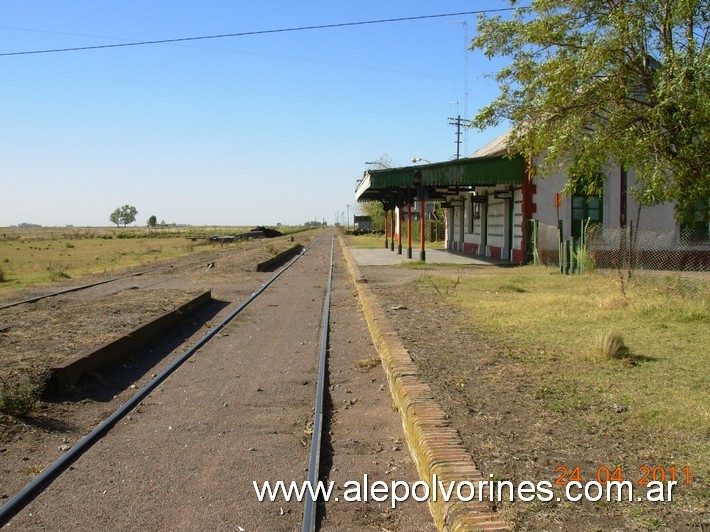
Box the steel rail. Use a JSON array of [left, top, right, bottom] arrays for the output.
[[0, 234, 323, 527], [0, 268, 159, 311], [302, 232, 335, 532], [0, 234, 308, 311]]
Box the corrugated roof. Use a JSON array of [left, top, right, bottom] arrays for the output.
[[355, 154, 524, 202], [468, 129, 513, 158]]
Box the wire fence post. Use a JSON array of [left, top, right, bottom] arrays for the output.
[[627, 221, 633, 279], [531, 219, 540, 265]]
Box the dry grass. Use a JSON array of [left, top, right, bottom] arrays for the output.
[[341, 233, 387, 249], [590, 329, 630, 361], [364, 262, 708, 528], [0, 226, 259, 295], [353, 355, 381, 370], [422, 265, 709, 491], [0, 373, 40, 416], [341, 232, 446, 250]]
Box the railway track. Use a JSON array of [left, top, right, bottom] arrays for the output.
[[0, 235, 297, 311], [0, 268, 158, 311], [0, 234, 312, 392], [1, 232, 335, 529]]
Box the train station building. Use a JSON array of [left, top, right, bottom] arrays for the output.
[[356, 129, 700, 265], [355, 130, 531, 263]]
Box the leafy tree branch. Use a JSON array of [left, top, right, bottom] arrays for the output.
[[471, 0, 708, 222]]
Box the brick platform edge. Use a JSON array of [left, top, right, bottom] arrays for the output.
[[339, 239, 508, 531]]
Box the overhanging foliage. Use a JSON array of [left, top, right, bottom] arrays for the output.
[[472, 0, 709, 222]]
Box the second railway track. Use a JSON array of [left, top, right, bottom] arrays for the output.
[[0, 233, 302, 311]]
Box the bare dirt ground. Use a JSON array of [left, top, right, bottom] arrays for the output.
[[0, 236, 288, 503], [0, 233, 434, 530], [0, 235, 313, 383], [364, 264, 706, 531], [321, 241, 434, 531]]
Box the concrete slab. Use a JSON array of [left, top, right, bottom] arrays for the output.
[[349, 247, 508, 266]]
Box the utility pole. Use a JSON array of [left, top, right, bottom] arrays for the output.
[[346, 204, 351, 230], [448, 115, 471, 159]]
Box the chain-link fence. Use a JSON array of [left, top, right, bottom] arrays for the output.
[[586, 224, 709, 273], [530, 220, 710, 273], [531, 221, 563, 267]]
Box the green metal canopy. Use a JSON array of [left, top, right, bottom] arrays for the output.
[[356, 155, 525, 203]]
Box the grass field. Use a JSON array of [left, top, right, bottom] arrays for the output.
[[419, 264, 709, 510], [343, 232, 446, 249], [0, 226, 297, 295]]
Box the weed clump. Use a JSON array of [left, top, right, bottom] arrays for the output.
[[0, 374, 40, 416], [575, 247, 596, 272], [590, 330, 630, 361], [49, 270, 71, 281], [498, 282, 527, 293], [353, 355, 380, 370]]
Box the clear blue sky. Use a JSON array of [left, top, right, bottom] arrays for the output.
[[1, 1, 515, 227]]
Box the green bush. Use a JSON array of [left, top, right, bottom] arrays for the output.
[[0, 375, 40, 416], [575, 247, 596, 272], [49, 270, 71, 281]]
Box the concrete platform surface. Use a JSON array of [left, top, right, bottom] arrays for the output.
[[349, 247, 507, 266]]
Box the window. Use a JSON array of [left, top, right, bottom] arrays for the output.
[[571, 194, 603, 238], [467, 196, 475, 234], [680, 199, 709, 242]]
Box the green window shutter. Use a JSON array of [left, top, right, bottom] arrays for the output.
[[572, 194, 603, 238]]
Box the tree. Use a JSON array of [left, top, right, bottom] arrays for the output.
[[119, 205, 138, 227], [360, 201, 384, 231], [147, 215, 157, 227], [109, 208, 121, 228], [109, 205, 138, 227], [471, 0, 709, 222]]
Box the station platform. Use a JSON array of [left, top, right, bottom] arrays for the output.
[[349, 247, 509, 266]]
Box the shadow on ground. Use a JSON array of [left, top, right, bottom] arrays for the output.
[[44, 299, 231, 403]]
